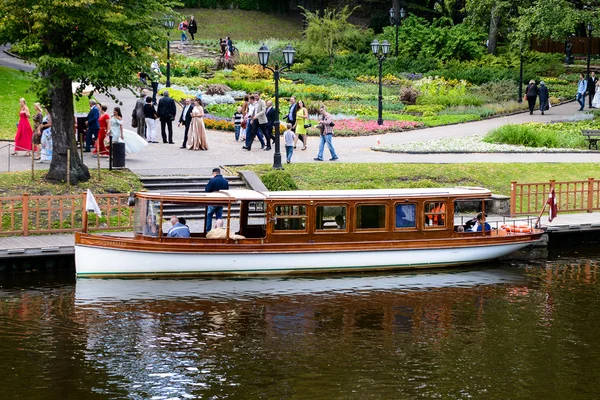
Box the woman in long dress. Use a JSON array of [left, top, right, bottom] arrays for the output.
[[111, 107, 147, 154], [13, 98, 33, 156], [186, 98, 209, 150], [593, 82, 600, 108]]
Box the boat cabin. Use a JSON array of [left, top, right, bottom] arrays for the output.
[[132, 187, 496, 244]]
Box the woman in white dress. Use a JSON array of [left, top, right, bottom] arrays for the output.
[[186, 98, 209, 150], [592, 82, 600, 108], [111, 107, 147, 154]]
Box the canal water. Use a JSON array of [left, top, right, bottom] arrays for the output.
[[1, 254, 600, 399]]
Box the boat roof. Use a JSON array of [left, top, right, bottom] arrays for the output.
[[136, 187, 491, 202]]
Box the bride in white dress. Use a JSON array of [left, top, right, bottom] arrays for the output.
[[593, 82, 600, 108]]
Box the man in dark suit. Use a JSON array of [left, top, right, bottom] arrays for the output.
[[157, 90, 177, 144], [84, 100, 100, 152], [589, 71, 598, 108], [265, 100, 276, 148], [178, 97, 193, 148], [286, 96, 297, 132]]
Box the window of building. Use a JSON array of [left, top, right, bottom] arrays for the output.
[[315, 205, 347, 231], [395, 203, 416, 229], [356, 204, 387, 230], [424, 202, 446, 227], [274, 205, 307, 231]]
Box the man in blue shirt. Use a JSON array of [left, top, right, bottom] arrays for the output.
[[85, 100, 100, 152], [205, 168, 229, 232], [167, 216, 190, 238], [577, 73, 588, 111], [287, 96, 297, 132]]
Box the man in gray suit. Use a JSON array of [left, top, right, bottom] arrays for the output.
[[133, 89, 147, 138], [251, 92, 268, 150]]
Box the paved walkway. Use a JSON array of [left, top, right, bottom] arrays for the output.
[[1, 49, 599, 176]]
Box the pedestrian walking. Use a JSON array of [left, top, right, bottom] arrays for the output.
[[314, 105, 338, 162], [188, 16, 197, 40], [186, 97, 208, 150], [577, 73, 587, 111], [233, 106, 243, 141], [38, 108, 52, 163], [93, 104, 110, 157], [283, 123, 295, 164], [32, 103, 43, 160], [178, 19, 188, 42], [13, 98, 33, 156], [588, 71, 598, 108], [149, 59, 162, 105], [265, 100, 276, 147], [293, 100, 308, 150], [538, 81, 550, 115], [524, 80, 538, 115]]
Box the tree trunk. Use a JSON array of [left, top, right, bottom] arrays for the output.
[[487, 6, 500, 55], [45, 74, 90, 184]]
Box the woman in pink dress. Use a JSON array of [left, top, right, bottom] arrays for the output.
[[186, 98, 209, 151], [13, 98, 33, 156]]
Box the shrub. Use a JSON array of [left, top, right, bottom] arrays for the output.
[[484, 122, 589, 149], [261, 170, 298, 191], [203, 84, 232, 95], [417, 93, 484, 107], [400, 87, 419, 105], [231, 64, 273, 80], [470, 80, 519, 103], [204, 118, 235, 132], [403, 105, 445, 115]]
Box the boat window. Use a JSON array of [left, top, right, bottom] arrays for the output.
[[395, 203, 416, 229], [424, 201, 446, 227], [134, 199, 160, 236], [315, 205, 347, 231], [356, 204, 387, 230], [274, 205, 307, 231], [248, 201, 266, 225]]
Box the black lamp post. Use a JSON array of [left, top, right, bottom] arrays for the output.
[[371, 39, 390, 125], [587, 22, 594, 79], [518, 46, 524, 103], [164, 18, 175, 87], [258, 43, 296, 169], [389, 7, 406, 57]]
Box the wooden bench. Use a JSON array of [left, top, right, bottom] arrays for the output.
[[582, 130, 600, 149]]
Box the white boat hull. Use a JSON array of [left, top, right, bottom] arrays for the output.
[[75, 241, 534, 277]]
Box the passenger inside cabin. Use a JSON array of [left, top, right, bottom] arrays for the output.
[[167, 215, 191, 238], [335, 215, 345, 229], [206, 219, 246, 239], [143, 215, 159, 237], [468, 212, 491, 232]]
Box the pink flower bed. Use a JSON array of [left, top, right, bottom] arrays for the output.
[[333, 119, 422, 134]]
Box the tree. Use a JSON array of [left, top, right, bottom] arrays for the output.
[[299, 5, 360, 65], [0, 0, 176, 183]]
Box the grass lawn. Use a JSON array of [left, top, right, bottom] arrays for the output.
[[180, 8, 303, 41], [0, 169, 144, 197], [0, 66, 98, 141], [230, 163, 600, 196]]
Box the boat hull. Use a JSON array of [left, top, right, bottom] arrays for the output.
[[75, 239, 537, 277]]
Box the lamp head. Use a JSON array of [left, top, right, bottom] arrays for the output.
[[389, 7, 395, 20], [381, 40, 390, 55], [257, 44, 270, 67], [400, 8, 406, 19], [283, 44, 296, 66], [587, 22, 594, 33], [371, 39, 380, 55]]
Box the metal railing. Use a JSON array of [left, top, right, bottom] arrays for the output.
[[0, 192, 133, 236], [510, 179, 600, 216]]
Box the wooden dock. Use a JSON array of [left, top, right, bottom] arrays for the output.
[[0, 234, 75, 258]]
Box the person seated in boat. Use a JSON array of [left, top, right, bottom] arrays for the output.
[[167, 215, 191, 238], [143, 215, 159, 237], [206, 219, 245, 240], [468, 212, 491, 232], [335, 215, 345, 229]]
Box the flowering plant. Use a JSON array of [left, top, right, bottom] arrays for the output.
[[306, 119, 422, 136]]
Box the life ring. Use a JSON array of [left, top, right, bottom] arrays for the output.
[[501, 224, 533, 233]]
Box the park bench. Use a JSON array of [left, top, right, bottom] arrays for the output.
[[582, 130, 600, 149]]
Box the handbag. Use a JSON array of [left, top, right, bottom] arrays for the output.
[[131, 117, 138, 128], [304, 120, 312, 129], [241, 120, 247, 129]]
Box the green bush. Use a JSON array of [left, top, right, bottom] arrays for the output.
[[420, 114, 482, 126], [403, 105, 445, 115], [470, 80, 519, 103], [417, 93, 484, 107], [484, 122, 589, 149], [261, 170, 299, 191]]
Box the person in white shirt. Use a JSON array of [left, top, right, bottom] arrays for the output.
[[283, 123, 296, 163]]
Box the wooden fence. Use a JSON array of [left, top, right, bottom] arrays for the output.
[[0, 193, 133, 236], [510, 179, 600, 216]]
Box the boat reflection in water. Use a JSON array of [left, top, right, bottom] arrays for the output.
[[75, 266, 527, 303]]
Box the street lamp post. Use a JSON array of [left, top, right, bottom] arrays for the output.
[[518, 48, 523, 103], [164, 18, 175, 87], [587, 22, 594, 80], [371, 39, 390, 126], [389, 7, 406, 57], [258, 44, 296, 169]]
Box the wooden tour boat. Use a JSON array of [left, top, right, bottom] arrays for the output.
[[75, 187, 544, 277]]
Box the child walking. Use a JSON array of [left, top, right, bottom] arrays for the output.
[[283, 123, 296, 163], [232, 106, 243, 141]]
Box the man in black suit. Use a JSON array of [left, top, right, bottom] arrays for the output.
[[589, 71, 598, 108], [265, 100, 276, 149], [178, 97, 193, 148], [157, 90, 177, 144], [286, 96, 297, 132]]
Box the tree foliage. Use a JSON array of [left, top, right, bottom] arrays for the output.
[[0, 0, 177, 183]]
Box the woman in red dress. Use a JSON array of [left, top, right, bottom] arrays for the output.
[[94, 104, 110, 156], [13, 98, 33, 156]]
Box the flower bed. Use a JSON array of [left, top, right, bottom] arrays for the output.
[[306, 119, 422, 137]]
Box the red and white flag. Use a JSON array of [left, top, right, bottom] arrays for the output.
[[547, 188, 558, 222]]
